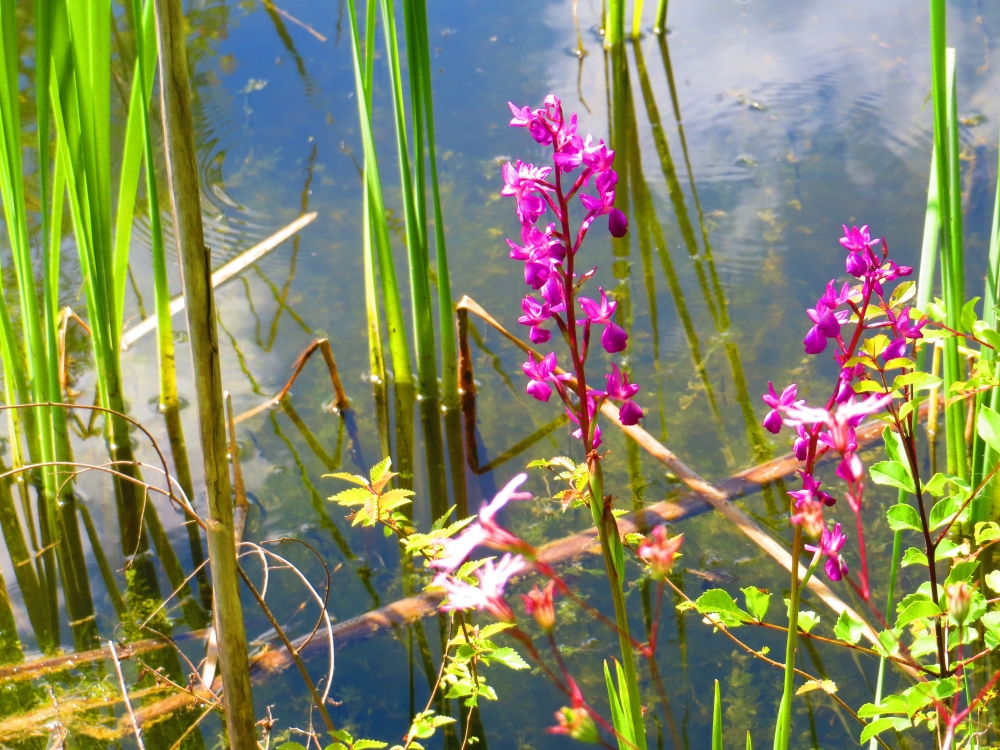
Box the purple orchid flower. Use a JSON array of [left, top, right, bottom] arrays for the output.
[[761, 381, 799, 434], [522, 352, 560, 402], [889, 307, 927, 340], [579, 288, 628, 353], [604, 364, 642, 425], [788, 471, 836, 508], [567, 392, 602, 447], [518, 296, 552, 344], [805, 523, 849, 582]]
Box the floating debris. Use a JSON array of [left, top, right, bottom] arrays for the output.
[[734, 154, 758, 167]]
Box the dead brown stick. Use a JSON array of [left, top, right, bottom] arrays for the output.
[[263, 0, 327, 42], [233, 337, 349, 425]]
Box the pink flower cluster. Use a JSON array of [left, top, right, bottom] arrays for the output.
[[503, 95, 644, 436], [759, 225, 924, 595]]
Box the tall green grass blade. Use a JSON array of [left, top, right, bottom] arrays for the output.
[[381, 0, 437, 399], [631, 0, 645, 38], [406, 0, 466, 516], [712, 680, 723, 750], [654, 0, 668, 33], [113, 0, 157, 329], [348, 0, 413, 388], [606, 0, 625, 46], [930, 0, 966, 476]]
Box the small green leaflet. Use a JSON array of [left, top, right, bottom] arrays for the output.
[[886, 504, 921, 532], [977, 405, 1000, 454], [798, 610, 820, 634], [693, 589, 754, 627], [834, 611, 865, 645], [486, 647, 529, 670], [896, 600, 941, 628], [860, 717, 910, 744], [869, 461, 915, 494], [960, 296, 981, 334], [985, 570, 1000, 594], [741, 586, 771, 622], [975, 521, 1000, 545]]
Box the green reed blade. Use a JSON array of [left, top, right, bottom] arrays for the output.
[[654, 0, 668, 33], [631, 0, 645, 38], [381, 0, 438, 399], [868, 521, 903, 750], [930, 0, 966, 476], [712, 680, 723, 750], [113, 0, 157, 330], [606, 0, 625, 46], [348, 0, 413, 388]]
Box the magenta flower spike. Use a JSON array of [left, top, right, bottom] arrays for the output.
[[518, 296, 553, 344]]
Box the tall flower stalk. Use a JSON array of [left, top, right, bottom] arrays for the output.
[[500, 94, 647, 748]]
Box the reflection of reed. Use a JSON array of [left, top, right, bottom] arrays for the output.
[[628, 41, 735, 469], [632, 37, 778, 496]]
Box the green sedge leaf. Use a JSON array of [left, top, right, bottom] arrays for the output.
[[886, 504, 921, 532]]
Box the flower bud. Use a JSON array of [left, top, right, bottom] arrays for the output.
[[548, 707, 600, 744], [521, 581, 557, 632], [946, 582, 972, 625], [637, 527, 683, 580]]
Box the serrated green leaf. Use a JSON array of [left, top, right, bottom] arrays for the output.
[[798, 610, 820, 633], [479, 622, 514, 639], [888, 281, 915, 308], [900, 547, 927, 567], [928, 495, 963, 530], [694, 589, 753, 627], [489, 647, 529, 670], [858, 695, 908, 718], [327, 472, 371, 487], [887, 504, 921, 532], [893, 371, 942, 391], [944, 559, 980, 588], [976, 521, 1000, 545], [882, 357, 913, 371], [834, 610, 865, 645], [985, 570, 1000, 594], [922, 473, 951, 496], [978, 406, 1000, 454], [741, 586, 771, 622], [354, 742, 389, 750], [277, 744, 309, 750], [370, 456, 392, 484], [330, 487, 373, 506], [896, 600, 941, 627], [870, 461, 916, 494]]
